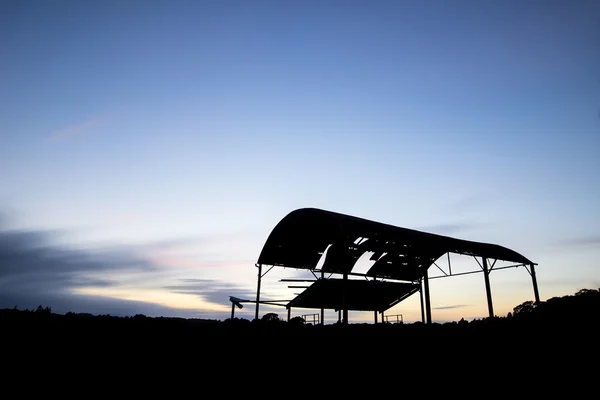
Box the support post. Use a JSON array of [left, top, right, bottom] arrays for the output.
[[287, 307, 291, 322], [342, 272, 348, 325], [374, 311, 378, 324], [381, 310, 384, 323], [255, 263, 262, 321], [419, 279, 425, 324], [321, 270, 325, 325], [482, 257, 494, 318], [338, 309, 341, 323], [530, 263, 541, 303], [231, 302, 235, 320], [423, 269, 432, 324]]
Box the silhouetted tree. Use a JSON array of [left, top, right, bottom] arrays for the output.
[[261, 312, 280, 322], [513, 300, 536, 315]]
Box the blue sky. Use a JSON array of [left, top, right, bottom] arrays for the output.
[[1, 0, 599, 323]]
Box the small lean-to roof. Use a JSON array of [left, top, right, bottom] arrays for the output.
[[257, 208, 533, 282], [287, 279, 420, 312]]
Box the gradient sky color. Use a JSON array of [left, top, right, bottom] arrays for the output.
[[1, 0, 599, 323]]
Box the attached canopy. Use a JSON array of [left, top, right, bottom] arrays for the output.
[[257, 208, 533, 282], [287, 279, 420, 312]]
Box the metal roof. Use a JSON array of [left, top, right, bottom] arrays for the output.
[[287, 279, 420, 312], [257, 208, 533, 282]]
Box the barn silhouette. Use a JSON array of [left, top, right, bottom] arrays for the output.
[[229, 208, 539, 324]]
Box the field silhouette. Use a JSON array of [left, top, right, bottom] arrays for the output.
[[2, 288, 598, 380], [3, 289, 598, 343]]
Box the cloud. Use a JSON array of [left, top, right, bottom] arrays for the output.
[[0, 215, 263, 319], [0, 226, 159, 313], [138, 234, 256, 269], [553, 236, 600, 248], [0, 228, 155, 280], [164, 278, 256, 306], [47, 116, 105, 142], [139, 236, 207, 250], [433, 304, 470, 310], [416, 222, 484, 236], [151, 256, 253, 269], [132, 233, 250, 255], [163, 278, 265, 319]]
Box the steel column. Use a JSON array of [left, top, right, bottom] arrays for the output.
[[374, 311, 378, 324], [419, 279, 425, 323], [321, 270, 325, 325], [287, 307, 291, 322], [231, 302, 235, 320], [530, 263, 540, 303], [482, 257, 494, 318], [255, 263, 262, 320], [342, 272, 348, 324], [423, 269, 432, 324]]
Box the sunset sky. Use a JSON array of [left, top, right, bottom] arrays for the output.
[[1, 0, 599, 323]]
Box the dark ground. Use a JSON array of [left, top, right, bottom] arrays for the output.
[[2, 289, 598, 373]]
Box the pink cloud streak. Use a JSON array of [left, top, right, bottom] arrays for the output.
[[151, 256, 252, 269], [47, 116, 106, 142]]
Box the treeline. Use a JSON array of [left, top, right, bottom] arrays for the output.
[[2, 288, 599, 341]]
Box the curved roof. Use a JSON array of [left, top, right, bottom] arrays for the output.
[[257, 208, 533, 282]]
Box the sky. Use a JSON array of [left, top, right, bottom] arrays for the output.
[[1, 0, 599, 323]]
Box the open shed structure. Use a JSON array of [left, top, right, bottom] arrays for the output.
[[231, 208, 540, 324]]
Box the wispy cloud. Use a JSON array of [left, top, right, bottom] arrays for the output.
[[164, 278, 256, 305], [47, 116, 106, 142], [151, 256, 253, 269], [553, 236, 600, 248], [140, 233, 257, 270], [433, 304, 470, 310], [416, 222, 485, 236]]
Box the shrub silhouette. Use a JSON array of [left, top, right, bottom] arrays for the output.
[[35, 305, 52, 315]]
